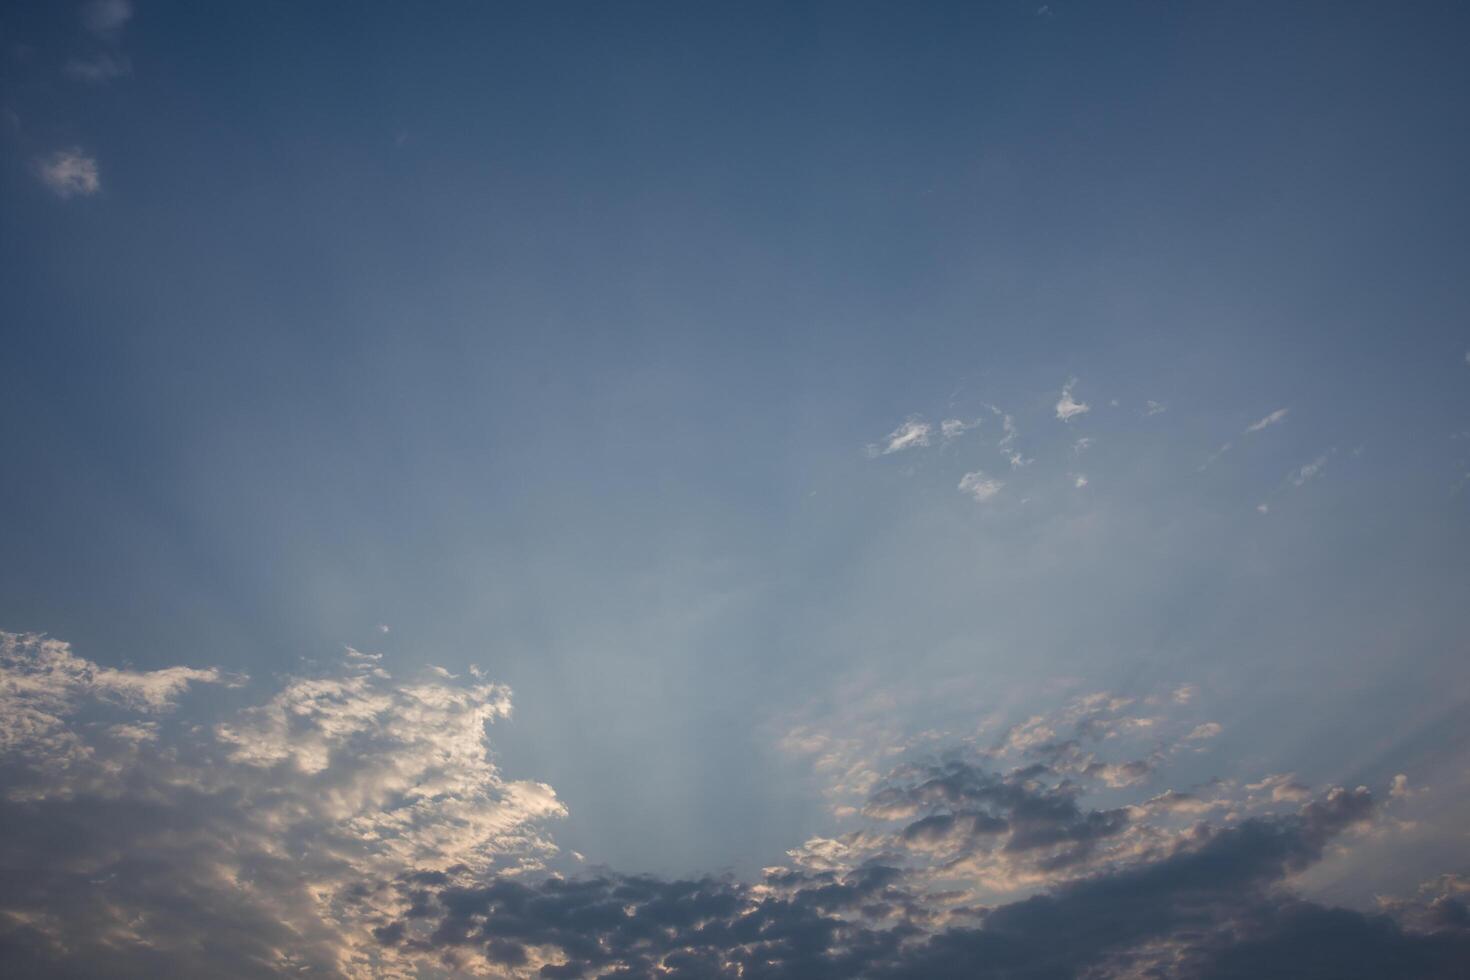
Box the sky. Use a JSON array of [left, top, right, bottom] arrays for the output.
[[2, 1, 1470, 976]]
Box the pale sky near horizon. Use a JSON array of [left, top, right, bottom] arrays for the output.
[[3, 2, 1470, 977]]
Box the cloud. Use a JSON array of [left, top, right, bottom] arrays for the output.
[[958, 471, 1003, 503], [4, 631, 1467, 978], [0, 630, 564, 976], [1072, 437, 1093, 455], [1198, 441, 1233, 472], [1055, 378, 1090, 421], [1072, 473, 1088, 488], [65, 53, 131, 82], [940, 417, 980, 440], [993, 409, 1032, 468], [868, 417, 931, 456], [1290, 453, 1330, 488], [81, 0, 133, 35], [1246, 408, 1290, 433], [381, 763, 1467, 980], [35, 150, 100, 198], [1145, 400, 1166, 416]]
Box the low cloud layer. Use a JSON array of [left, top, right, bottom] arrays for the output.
[[0, 631, 1465, 978]]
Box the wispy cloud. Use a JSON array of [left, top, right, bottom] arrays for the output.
[[1055, 378, 1090, 421], [36, 150, 101, 198], [66, 52, 131, 82], [1145, 400, 1166, 416], [1198, 441, 1232, 472], [940, 417, 981, 440], [1245, 407, 1289, 432], [994, 408, 1033, 468], [867, 416, 931, 456], [81, 0, 133, 36], [1290, 452, 1330, 487], [959, 470, 1003, 502]]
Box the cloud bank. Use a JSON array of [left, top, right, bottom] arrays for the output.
[[1, 631, 1465, 978]]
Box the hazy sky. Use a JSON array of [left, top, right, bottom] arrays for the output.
[[3, 2, 1469, 977]]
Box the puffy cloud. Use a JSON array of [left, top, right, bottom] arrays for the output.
[[1055, 378, 1090, 421], [380, 768, 1468, 980], [3, 633, 1466, 978], [957, 470, 1003, 503], [0, 630, 564, 976], [35, 150, 100, 198]]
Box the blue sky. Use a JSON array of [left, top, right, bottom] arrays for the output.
[[2, 2, 1470, 976]]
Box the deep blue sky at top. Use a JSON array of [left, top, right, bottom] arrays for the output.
[[2, 1, 1469, 877]]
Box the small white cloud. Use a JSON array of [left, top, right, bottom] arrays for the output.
[[82, 0, 132, 35], [867, 417, 931, 456], [940, 417, 981, 440], [376, 623, 391, 634], [1145, 400, 1166, 416], [1055, 378, 1090, 421], [958, 470, 1003, 502], [1072, 437, 1093, 455], [36, 150, 100, 198], [1245, 408, 1289, 433], [1072, 473, 1088, 489], [1290, 453, 1329, 488], [1256, 503, 1269, 514], [1186, 722, 1222, 741]]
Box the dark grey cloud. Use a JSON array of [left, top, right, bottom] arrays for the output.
[[374, 782, 1468, 979]]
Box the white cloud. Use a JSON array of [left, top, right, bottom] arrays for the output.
[[994, 410, 1033, 468], [1290, 453, 1329, 487], [1186, 722, 1222, 740], [868, 417, 931, 456], [0, 629, 565, 976], [1055, 378, 1090, 421], [1072, 437, 1093, 454], [81, 0, 132, 35], [1245, 408, 1289, 433], [36, 150, 100, 198], [940, 417, 981, 440], [1145, 400, 1166, 416], [1072, 473, 1088, 488], [958, 470, 1003, 502], [1257, 503, 1269, 514], [0, 632, 226, 768]]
